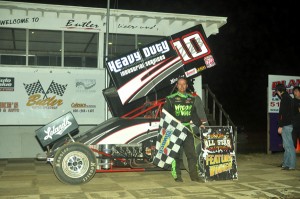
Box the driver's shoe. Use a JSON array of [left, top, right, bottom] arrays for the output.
[[175, 177, 183, 182]]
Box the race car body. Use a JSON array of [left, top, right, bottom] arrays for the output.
[[35, 24, 217, 185]]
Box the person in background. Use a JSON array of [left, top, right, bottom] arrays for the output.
[[163, 77, 205, 182], [292, 86, 300, 149], [275, 83, 296, 170]]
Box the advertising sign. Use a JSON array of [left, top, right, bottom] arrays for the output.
[[0, 67, 105, 125], [106, 24, 216, 105], [268, 75, 300, 113], [199, 126, 238, 182]]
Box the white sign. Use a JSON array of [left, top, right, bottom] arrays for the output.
[[268, 74, 300, 113], [0, 66, 105, 125]]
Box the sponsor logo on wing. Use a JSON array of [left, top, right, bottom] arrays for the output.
[[185, 68, 197, 77], [118, 56, 181, 104], [142, 40, 170, 58], [107, 51, 142, 73], [44, 117, 72, 140]]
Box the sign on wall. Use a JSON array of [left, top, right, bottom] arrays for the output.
[[268, 75, 300, 113], [0, 6, 200, 36], [0, 67, 105, 125]]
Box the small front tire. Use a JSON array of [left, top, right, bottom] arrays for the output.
[[53, 142, 97, 185]]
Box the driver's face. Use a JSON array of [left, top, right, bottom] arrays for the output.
[[177, 79, 188, 93]]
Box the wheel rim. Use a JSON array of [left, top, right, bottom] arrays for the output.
[[62, 151, 89, 178]]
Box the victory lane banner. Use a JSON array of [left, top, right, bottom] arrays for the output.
[[106, 24, 216, 105], [199, 126, 238, 182]]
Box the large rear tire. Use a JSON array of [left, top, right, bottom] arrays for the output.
[[53, 142, 97, 185]]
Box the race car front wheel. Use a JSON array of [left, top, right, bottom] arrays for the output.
[[53, 142, 97, 185]]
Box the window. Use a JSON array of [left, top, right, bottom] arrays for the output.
[[105, 34, 136, 60], [0, 28, 26, 65], [0, 27, 164, 68], [137, 35, 165, 48], [64, 32, 98, 68], [29, 30, 61, 66], [105, 34, 164, 60], [0, 28, 99, 68]]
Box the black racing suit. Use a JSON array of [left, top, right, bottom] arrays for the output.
[[163, 91, 201, 181]]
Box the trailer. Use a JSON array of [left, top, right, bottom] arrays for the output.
[[35, 24, 218, 185]]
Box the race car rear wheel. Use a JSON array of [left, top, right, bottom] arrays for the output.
[[53, 142, 97, 185]]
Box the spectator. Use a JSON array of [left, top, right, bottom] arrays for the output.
[[292, 86, 300, 149], [274, 83, 296, 170]]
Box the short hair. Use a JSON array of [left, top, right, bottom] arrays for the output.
[[177, 77, 187, 83], [293, 86, 300, 92], [275, 83, 286, 92]]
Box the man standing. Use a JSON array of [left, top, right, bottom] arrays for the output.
[[292, 86, 300, 149], [275, 84, 296, 170], [163, 77, 204, 182]]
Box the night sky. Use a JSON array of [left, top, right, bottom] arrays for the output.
[[14, 0, 300, 134]]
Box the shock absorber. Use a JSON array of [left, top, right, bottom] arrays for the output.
[[101, 144, 112, 169]]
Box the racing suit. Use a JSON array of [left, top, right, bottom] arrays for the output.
[[163, 91, 202, 181]]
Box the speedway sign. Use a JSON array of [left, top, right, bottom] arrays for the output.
[[106, 24, 216, 105]]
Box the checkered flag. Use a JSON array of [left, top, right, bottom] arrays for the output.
[[152, 109, 189, 170], [23, 80, 46, 96], [46, 81, 67, 96]]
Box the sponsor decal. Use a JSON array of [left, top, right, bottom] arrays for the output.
[[23, 80, 67, 109], [120, 63, 145, 77], [43, 117, 72, 140], [158, 128, 172, 154], [107, 51, 142, 73], [197, 65, 207, 72], [0, 77, 14, 91], [204, 55, 216, 68], [174, 97, 182, 103], [0, 102, 19, 112], [141, 40, 170, 58], [185, 68, 197, 77], [174, 104, 192, 117], [71, 102, 96, 113], [75, 79, 96, 93]]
